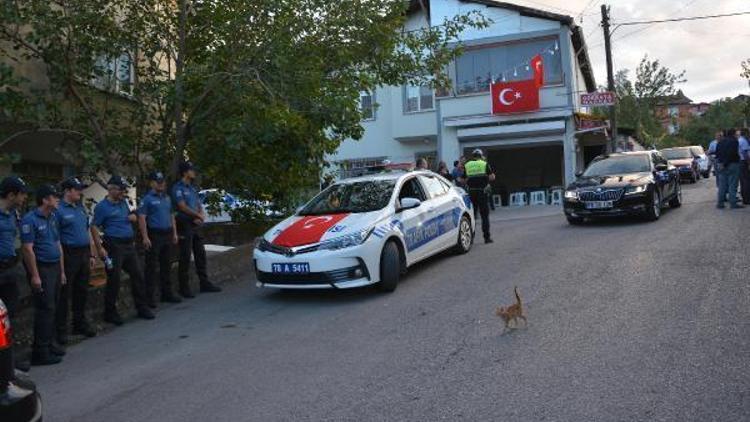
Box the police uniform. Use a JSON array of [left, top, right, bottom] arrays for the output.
[[0, 176, 27, 319], [93, 176, 152, 323], [172, 162, 220, 297], [55, 177, 96, 340], [138, 171, 180, 305], [464, 152, 494, 243], [20, 185, 63, 364]]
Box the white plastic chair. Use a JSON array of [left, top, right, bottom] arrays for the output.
[[509, 192, 528, 207], [529, 190, 546, 206], [549, 188, 563, 206]]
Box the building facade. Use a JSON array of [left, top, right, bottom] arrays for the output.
[[329, 0, 600, 205], [654, 90, 710, 135]]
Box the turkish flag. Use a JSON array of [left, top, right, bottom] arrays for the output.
[[491, 79, 540, 114], [531, 54, 544, 87]]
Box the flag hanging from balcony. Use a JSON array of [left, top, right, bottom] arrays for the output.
[[490, 55, 543, 114]]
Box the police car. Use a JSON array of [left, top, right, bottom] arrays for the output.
[[253, 171, 475, 292]]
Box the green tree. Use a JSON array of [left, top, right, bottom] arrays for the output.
[[614, 55, 686, 148], [680, 98, 748, 147]]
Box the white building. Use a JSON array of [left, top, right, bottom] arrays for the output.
[[329, 0, 604, 205]]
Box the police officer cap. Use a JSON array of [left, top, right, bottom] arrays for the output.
[[178, 161, 196, 175], [36, 184, 60, 199], [148, 171, 166, 182], [0, 175, 28, 196], [472, 148, 484, 157], [107, 175, 129, 189], [60, 177, 88, 191]]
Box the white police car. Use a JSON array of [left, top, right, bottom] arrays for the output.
[[253, 171, 475, 292]]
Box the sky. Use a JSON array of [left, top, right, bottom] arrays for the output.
[[513, 0, 749, 102]]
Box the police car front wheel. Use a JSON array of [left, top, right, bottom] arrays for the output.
[[453, 215, 473, 254], [377, 240, 401, 293]]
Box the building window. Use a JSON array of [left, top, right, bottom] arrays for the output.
[[668, 106, 679, 117], [405, 85, 434, 113], [91, 53, 134, 96], [455, 37, 563, 95], [359, 91, 375, 121]]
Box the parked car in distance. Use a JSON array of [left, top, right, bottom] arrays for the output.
[[689, 145, 711, 178], [661, 147, 700, 183], [563, 151, 681, 224], [199, 189, 282, 223], [0, 299, 43, 422]]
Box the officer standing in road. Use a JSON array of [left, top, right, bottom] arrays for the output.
[[93, 176, 154, 324], [138, 171, 181, 306], [463, 149, 496, 244], [55, 177, 98, 344], [172, 162, 221, 298], [20, 184, 65, 366], [0, 176, 30, 370]]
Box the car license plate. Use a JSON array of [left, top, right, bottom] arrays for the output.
[[271, 263, 310, 274], [585, 201, 613, 209]]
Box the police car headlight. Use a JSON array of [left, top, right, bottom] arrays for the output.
[[319, 227, 374, 251], [564, 190, 578, 200], [625, 185, 647, 195], [255, 238, 271, 252]]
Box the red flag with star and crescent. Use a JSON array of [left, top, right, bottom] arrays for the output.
[[490, 55, 544, 114]]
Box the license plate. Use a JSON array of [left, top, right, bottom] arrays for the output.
[[585, 201, 613, 209], [271, 263, 310, 274]]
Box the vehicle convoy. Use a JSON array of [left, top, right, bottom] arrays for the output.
[[563, 151, 682, 224], [0, 300, 43, 422], [689, 145, 711, 178], [661, 147, 700, 183], [253, 171, 476, 292]]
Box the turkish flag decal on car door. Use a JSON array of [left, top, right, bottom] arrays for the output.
[[491, 79, 540, 114]]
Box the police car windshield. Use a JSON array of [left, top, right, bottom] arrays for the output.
[[299, 180, 396, 215], [583, 155, 651, 177]]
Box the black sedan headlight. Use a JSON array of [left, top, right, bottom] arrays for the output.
[[564, 190, 579, 200], [624, 185, 648, 195]]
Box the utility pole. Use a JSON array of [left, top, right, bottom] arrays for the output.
[[601, 4, 617, 153]]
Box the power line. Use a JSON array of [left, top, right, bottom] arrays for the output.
[[611, 0, 704, 43], [614, 10, 750, 26], [577, 0, 600, 19]]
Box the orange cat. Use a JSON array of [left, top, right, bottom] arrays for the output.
[[495, 287, 527, 330]]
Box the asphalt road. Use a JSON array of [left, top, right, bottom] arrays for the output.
[[31, 178, 750, 422]]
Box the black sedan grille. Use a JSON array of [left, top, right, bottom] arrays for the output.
[[579, 189, 624, 202], [257, 265, 365, 286]]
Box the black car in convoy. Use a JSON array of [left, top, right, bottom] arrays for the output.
[[0, 299, 42, 422], [564, 151, 682, 224], [661, 147, 700, 183]]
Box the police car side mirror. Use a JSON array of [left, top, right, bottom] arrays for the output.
[[398, 197, 421, 212]]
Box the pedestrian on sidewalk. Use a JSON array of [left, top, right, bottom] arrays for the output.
[[20, 184, 65, 366], [172, 162, 221, 298], [55, 177, 97, 345], [437, 161, 452, 181], [0, 176, 30, 371], [708, 131, 722, 186], [138, 171, 181, 307], [464, 149, 495, 243], [452, 157, 467, 190], [416, 158, 429, 171], [715, 129, 743, 209], [738, 129, 750, 204], [93, 176, 154, 325]]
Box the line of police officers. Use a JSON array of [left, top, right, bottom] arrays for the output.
[[0, 161, 220, 368]]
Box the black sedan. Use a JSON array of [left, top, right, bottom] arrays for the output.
[[564, 151, 682, 224], [661, 147, 700, 183], [0, 300, 43, 422]]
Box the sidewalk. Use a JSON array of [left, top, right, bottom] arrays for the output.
[[488, 204, 562, 222]]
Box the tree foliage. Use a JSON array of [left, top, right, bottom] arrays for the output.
[[679, 97, 749, 148], [1, 0, 487, 212], [614, 55, 686, 147]]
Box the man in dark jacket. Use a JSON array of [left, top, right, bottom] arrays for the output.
[[715, 128, 743, 209]]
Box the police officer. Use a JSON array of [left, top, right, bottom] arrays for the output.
[[93, 176, 154, 324], [463, 149, 496, 244], [0, 176, 30, 370], [138, 171, 181, 306], [55, 177, 97, 344], [20, 184, 65, 365]]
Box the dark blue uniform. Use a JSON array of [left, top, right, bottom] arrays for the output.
[[138, 191, 177, 303], [171, 181, 209, 295], [20, 208, 62, 353], [92, 197, 148, 317], [55, 201, 93, 335], [0, 208, 22, 318]]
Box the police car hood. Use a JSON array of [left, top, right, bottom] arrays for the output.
[[265, 210, 389, 248]]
